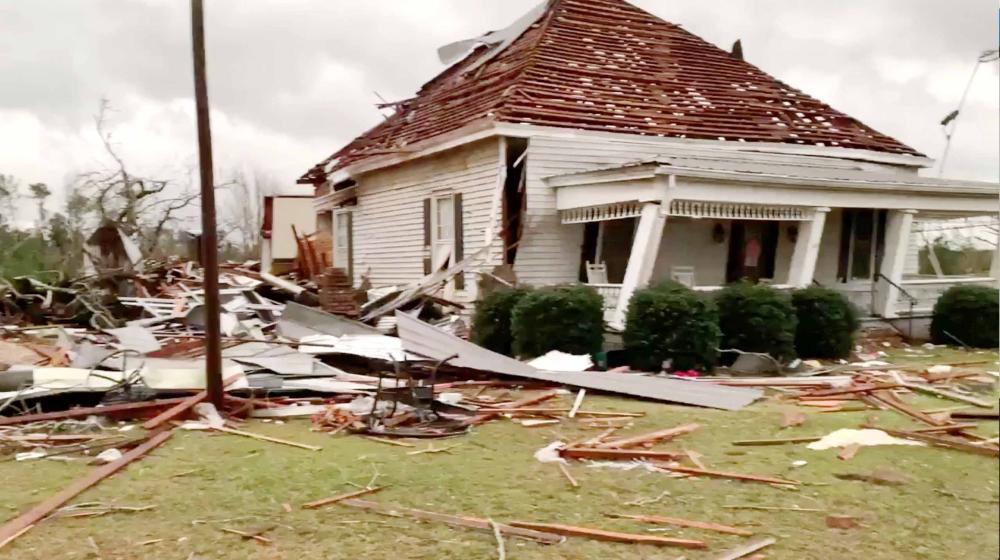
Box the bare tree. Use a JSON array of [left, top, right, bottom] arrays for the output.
[[74, 100, 203, 256], [28, 183, 51, 229], [0, 174, 19, 227], [220, 169, 275, 259]]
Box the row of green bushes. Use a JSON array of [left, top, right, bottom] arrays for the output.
[[472, 282, 998, 369]]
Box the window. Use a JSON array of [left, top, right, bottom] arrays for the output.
[[333, 209, 352, 277], [434, 195, 454, 243]]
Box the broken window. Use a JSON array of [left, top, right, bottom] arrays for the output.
[[333, 209, 353, 279]]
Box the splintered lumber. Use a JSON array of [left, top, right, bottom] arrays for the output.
[[302, 486, 385, 509], [0, 397, 190, 427], [863, 425, 999, 458], [568, 389, 586, 418], [507, 521, 708, 549], [654, 465, 801, 486], [713, 536, 776, 560], [901, 382, 996, 408], [803, 383, 902, 398], [142, 374, 241, 430], [837, 443, 861, 461], [908, 422, 980, 434], [867, 391, 947, 426], [556, 462, 579, 488], [560, 447, 685, 461], [337, 499, 564, 544], [607, 513, 753, 536], [595, 423, 700, 449], [220, 527, 272, 544], [213, 426, 320, 451], [731, 436, 823, 446], [952, 410, 1000, 420], [0, 430, 173, 549], [462, 390, 561, 426]]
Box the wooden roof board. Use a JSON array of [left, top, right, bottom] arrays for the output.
[[301, 0, 918, 182]]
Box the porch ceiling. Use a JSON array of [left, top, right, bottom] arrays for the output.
[[547, 158, 999, 215]]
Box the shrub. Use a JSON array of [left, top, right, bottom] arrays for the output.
[[623, 281, 721, 371], [471, 287, 533, 356], [511, 285, 604, 358], [931, 285, 999, 348], [716, 282, 798, 363], [791, 287, 859, 359]]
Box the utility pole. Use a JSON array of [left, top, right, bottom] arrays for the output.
[[190, 0, 224, 408]]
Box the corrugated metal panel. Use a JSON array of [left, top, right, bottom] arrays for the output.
[[395, 311, 762, 411]]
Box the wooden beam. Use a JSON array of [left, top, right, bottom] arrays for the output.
[[507, 521, 707, 549], [862, 425, 999, 458], [560, 447, 685, 461], [654, 464, 801, 486], [867, 391, 947, 426], [0, 398, 190, 427], [336, 499, 564, 544], [213, 426, 320, 451], [595, 423, 700, 449], [606, 513, 753, 536], [142, 374, 241, 430], [731, 436, 822, 446], [302, 486, 385, 509], [0, 430, 174, 549], [713, 536, 777, 560]]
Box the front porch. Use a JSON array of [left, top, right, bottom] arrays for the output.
[[545, 158, 999, 329]]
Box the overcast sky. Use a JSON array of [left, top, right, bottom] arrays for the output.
[[1, 0, 997, 226]]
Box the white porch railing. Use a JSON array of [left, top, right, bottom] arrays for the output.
[[900, 276, 994, 312], [588, 283, 622, 311]]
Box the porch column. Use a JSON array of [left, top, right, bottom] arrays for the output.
[[874, 209, 917, 318], [991, 217, 1000, 288], [787, 207, 829, 287], [611, 202, 667, 328]]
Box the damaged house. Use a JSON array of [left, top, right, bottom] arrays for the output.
[[300, 0, 999, 328]]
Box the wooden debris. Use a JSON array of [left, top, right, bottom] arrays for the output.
[[780, 410, 806, 428], [302, 486, 385, 509], [336, 499, 564, 544], [406, 443, 462, 456], [143, 374, 241, 430], [213, 426, 320, 451], [0, 397, 191, 427], [595, 423, 700, 449], [901, 382, 995, 408], [867, 391, 947, 426], [731, 436, 822, 446], [837, 443, 861, 461], [557, 462, 579, 488], [607, 513, 753, 536], [0, 430, 174, 549], [363, 436, 416, 448], [685, 449, 708, 470], [862, 425, 999, 457], [560, 447, 685, 461], [835, 468, 911, 486], [508, 521, 707, 549], [825, 515, 858, 529], [713, 536, 776, 560], [221, 527, 272, 545], [519, 419, 560, 427], [654, 465, 800, 486]]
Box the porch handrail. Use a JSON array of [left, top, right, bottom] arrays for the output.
[[873, 272, 917, 339]]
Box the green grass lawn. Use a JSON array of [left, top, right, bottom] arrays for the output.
[[2, 348, 998, 559]]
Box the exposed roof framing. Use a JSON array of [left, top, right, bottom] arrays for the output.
[[300, 0, 920, 183]]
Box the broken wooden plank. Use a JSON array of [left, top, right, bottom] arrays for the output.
[[900, 382, 996, 409], [595, 423, 700, 449], [213, 426, 320, 451], [0, 430, 174, 549], [302, 486, 385, 509], [606, 513, 753, 536], [337, 499, 564, 544], [556, 462, 578, 488], [862, 425, 1000, 457], [220, 527, 272, 545], [507, 521, 708, 549], [0, 397, 190, 427], [568, 389, 586, 418], [713, 536, 776, 560], [867, 392, 947, 426], [560, 447, 685, 462], [731, 436, 823, 446], [654, 465, 800, 486], [952, 410, 1000, 420], [462, 391, 562, 426], [142, 374, 241, 430], [837, 443, 861, 461]]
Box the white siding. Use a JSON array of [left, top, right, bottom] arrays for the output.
[[351, 138, 502, 303], [271, 198, 317, 259]]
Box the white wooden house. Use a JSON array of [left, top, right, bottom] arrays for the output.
[[302, 0, 999, 328]]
